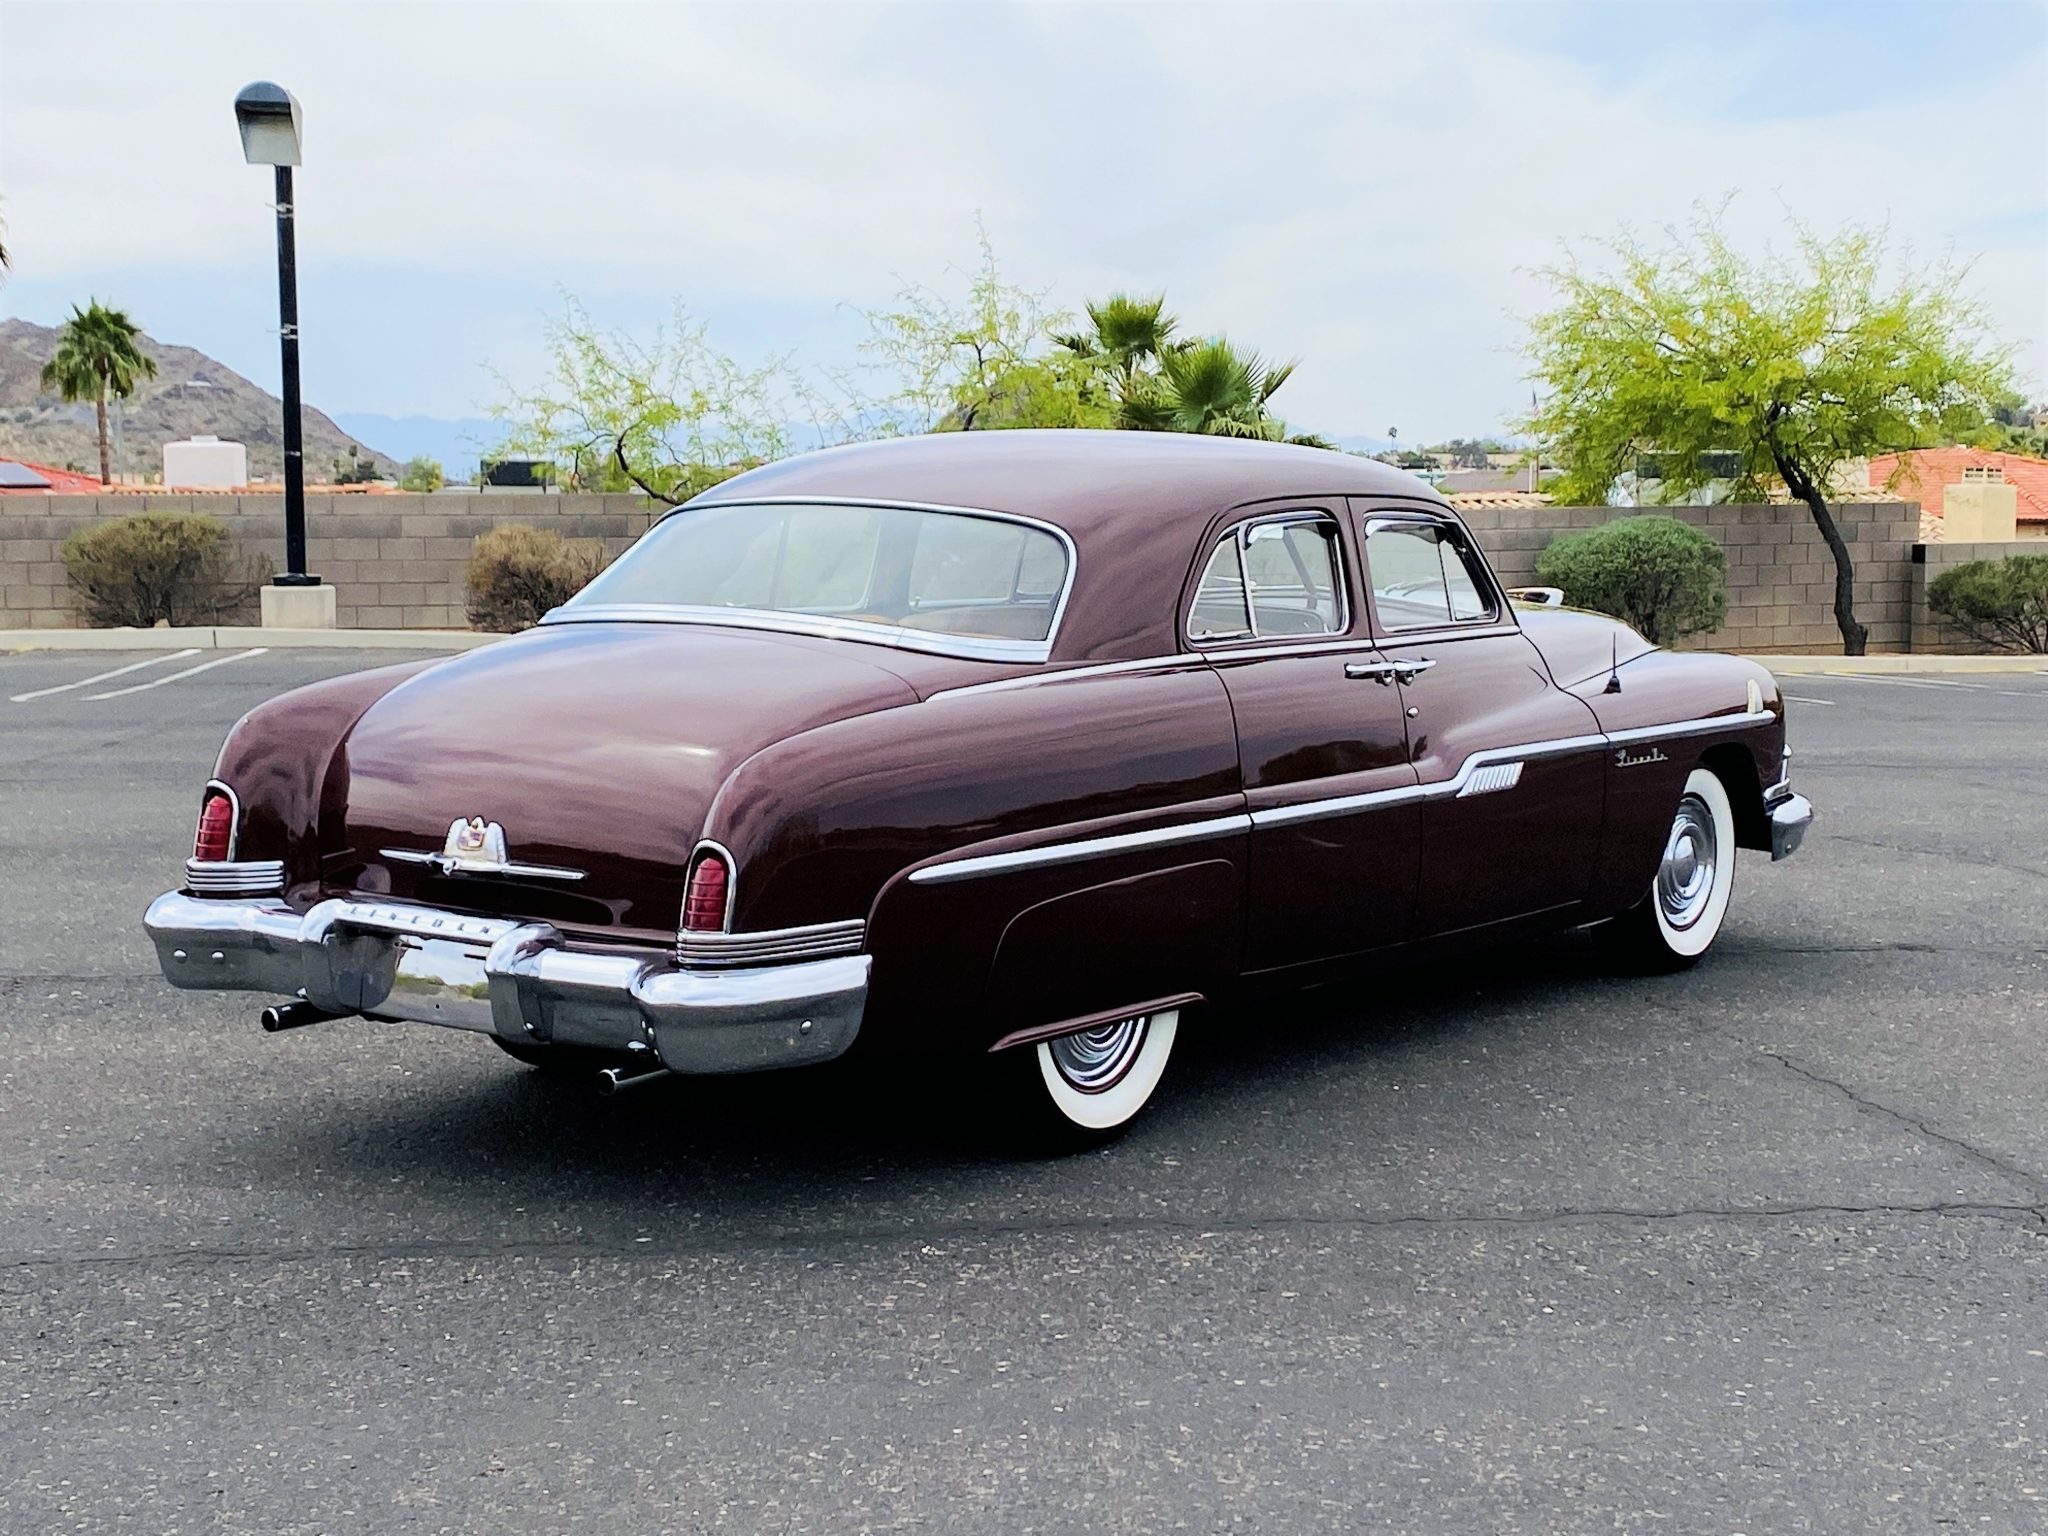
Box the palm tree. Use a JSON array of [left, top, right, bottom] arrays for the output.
[[1121, 337, 1296, 440], [1055, 293, 1179, 389], [40, 301, 157, 485]]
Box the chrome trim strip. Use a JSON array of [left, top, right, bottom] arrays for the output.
[[547, 497, 1079, 665], [1606, 709, 1775, 745], [203, 778, 241, 861], [906, 813, 1252, 886], [930, 654, 1207, 700], [184, 857, 285, 894], [678, 918, 866, 968], [380, 848, 587, 882], [1458, 761, 1524, 797], [1203, 638, 1387, 663]]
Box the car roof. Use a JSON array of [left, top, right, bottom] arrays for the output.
[[686, 431, 1454, 663]]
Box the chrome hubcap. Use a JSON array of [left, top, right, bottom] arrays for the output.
[[1657, 794, 1718, 930], [1046, 1014, 1150, 1094]]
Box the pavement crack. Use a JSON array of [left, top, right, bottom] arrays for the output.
[[5, 1200, 2044, 1275], [1762, 1049, 2048, 1202], [1822, 832, 2048, 884]]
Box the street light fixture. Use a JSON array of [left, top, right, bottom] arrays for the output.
[[233, 81, 321, 602]]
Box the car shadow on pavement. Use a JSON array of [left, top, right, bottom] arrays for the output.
[[207, 927, 1670, 1224]]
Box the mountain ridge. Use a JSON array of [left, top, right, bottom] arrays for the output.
[[0, 317, 397, 482]]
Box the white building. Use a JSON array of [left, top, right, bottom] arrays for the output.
[[162, 435, 249, 489]]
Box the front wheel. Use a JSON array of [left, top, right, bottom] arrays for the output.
[[1598, 766, 1737, 973], [991, 1009, 1181, 1152]]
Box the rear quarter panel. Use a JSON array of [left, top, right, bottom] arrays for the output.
[[704, 662, 1246, 1055]]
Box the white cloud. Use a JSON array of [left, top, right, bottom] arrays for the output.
[[2, 0, 2042, 430]]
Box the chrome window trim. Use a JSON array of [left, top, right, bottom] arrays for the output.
[[1186, 509, 1350, 650], [548, 497, 1078, 665], [1360, 510, 1508, 634], [906, 709, 1777, 880]]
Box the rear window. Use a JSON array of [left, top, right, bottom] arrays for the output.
[[568, 501, 1070, 645]]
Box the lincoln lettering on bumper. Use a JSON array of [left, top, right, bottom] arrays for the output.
[[143, 892, 867, 1073]]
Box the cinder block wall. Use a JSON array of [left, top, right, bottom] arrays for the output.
[[0, 493, 658, 631], [1908, 539, 2043, 655], [1456, 501, 1919, 653], [2, 491, 1920, 652]]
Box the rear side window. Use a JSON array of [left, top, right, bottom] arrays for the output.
[[1364, 520, 1497, 629], [1189, 513, 1346, 643]]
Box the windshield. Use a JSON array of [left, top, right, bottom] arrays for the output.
[[563, 501, 1072, 650]]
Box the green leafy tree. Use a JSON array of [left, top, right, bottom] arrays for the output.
[[1535, 515, 1729, 646], [490, 297, 795, 500], [399, 456, 445, 492], [39, 301, 158, 485], [856, 228, 1112, 434], [1527, 210, 2014, 654]]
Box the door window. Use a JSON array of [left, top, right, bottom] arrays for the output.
[[1190, 514, 1346, 643], [1364, 520, 1498, 630]]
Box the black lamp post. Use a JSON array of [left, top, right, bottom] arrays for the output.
[[233, 81, 318, 588]]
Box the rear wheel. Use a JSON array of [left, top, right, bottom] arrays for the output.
[[1598, 766, 1737, 973], [992, 1009, 1181, 1152]]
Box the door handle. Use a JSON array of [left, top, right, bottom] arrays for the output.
[[1344, 660, 1399, 683], [1392, 657, 1436, 683]]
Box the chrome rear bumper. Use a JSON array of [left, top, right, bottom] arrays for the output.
[[144, 892, 867, 1074]]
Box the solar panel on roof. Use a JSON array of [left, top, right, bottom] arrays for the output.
[[0, 462, 54, 488]]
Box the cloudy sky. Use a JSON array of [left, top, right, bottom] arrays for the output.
[[3, 0, 2045, 450]]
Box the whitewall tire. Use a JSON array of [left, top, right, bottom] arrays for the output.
[[997, 1010, 1181, 1149], [1601, 767, 1738, 972]]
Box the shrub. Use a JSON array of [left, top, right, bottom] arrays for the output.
[[1534, 514, 1728, 646], [1926, 553, 2048, 652], [399, 456, 444, 492], [62, 512, 271, 627], [465, 524, 604, 631]]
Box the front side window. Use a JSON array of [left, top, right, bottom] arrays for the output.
[[1364, 520, 1497, 630], [568, 501, 1070, 645], [1189, 514, 1346, 643]]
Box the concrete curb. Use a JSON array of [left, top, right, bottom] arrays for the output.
[[1745, 653, 2048, 675], [0, 627, 498, 653]]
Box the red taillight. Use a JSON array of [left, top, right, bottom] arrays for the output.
[[193, 791, 234, 862], [682, 851, 730, 933]]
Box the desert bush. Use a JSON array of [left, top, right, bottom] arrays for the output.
[[398, 456, 444, 492], [62, 512, 270, 627], [1534, 515, 1728, 646], [1926, 553, 2048, 652], [466, 524, 605, 631]]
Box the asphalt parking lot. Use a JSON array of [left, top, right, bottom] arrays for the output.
[[2, 646, 2045, 1534]]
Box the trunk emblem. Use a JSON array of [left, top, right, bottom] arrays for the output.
[[379, 817, 588, 883]]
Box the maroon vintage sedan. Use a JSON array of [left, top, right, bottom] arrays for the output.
[[146, 431, 1811, 1144]]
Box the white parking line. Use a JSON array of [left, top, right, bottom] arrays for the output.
[[1821, 673, 2044, 698], [8, 648, 203, 703], [85, 648, 269, 700], [1783, 694, 1838, 705]]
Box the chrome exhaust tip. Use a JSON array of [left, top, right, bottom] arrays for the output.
[[261, 999, 346, 1033]]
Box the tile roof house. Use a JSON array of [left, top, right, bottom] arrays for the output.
[[1867, 448, 2048, 535], [0, 457, 103, 493]]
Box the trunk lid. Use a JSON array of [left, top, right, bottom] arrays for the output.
[[328, 622, 917, 942]]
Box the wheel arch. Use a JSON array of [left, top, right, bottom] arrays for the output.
[[1699, 741, 1769, 853]]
